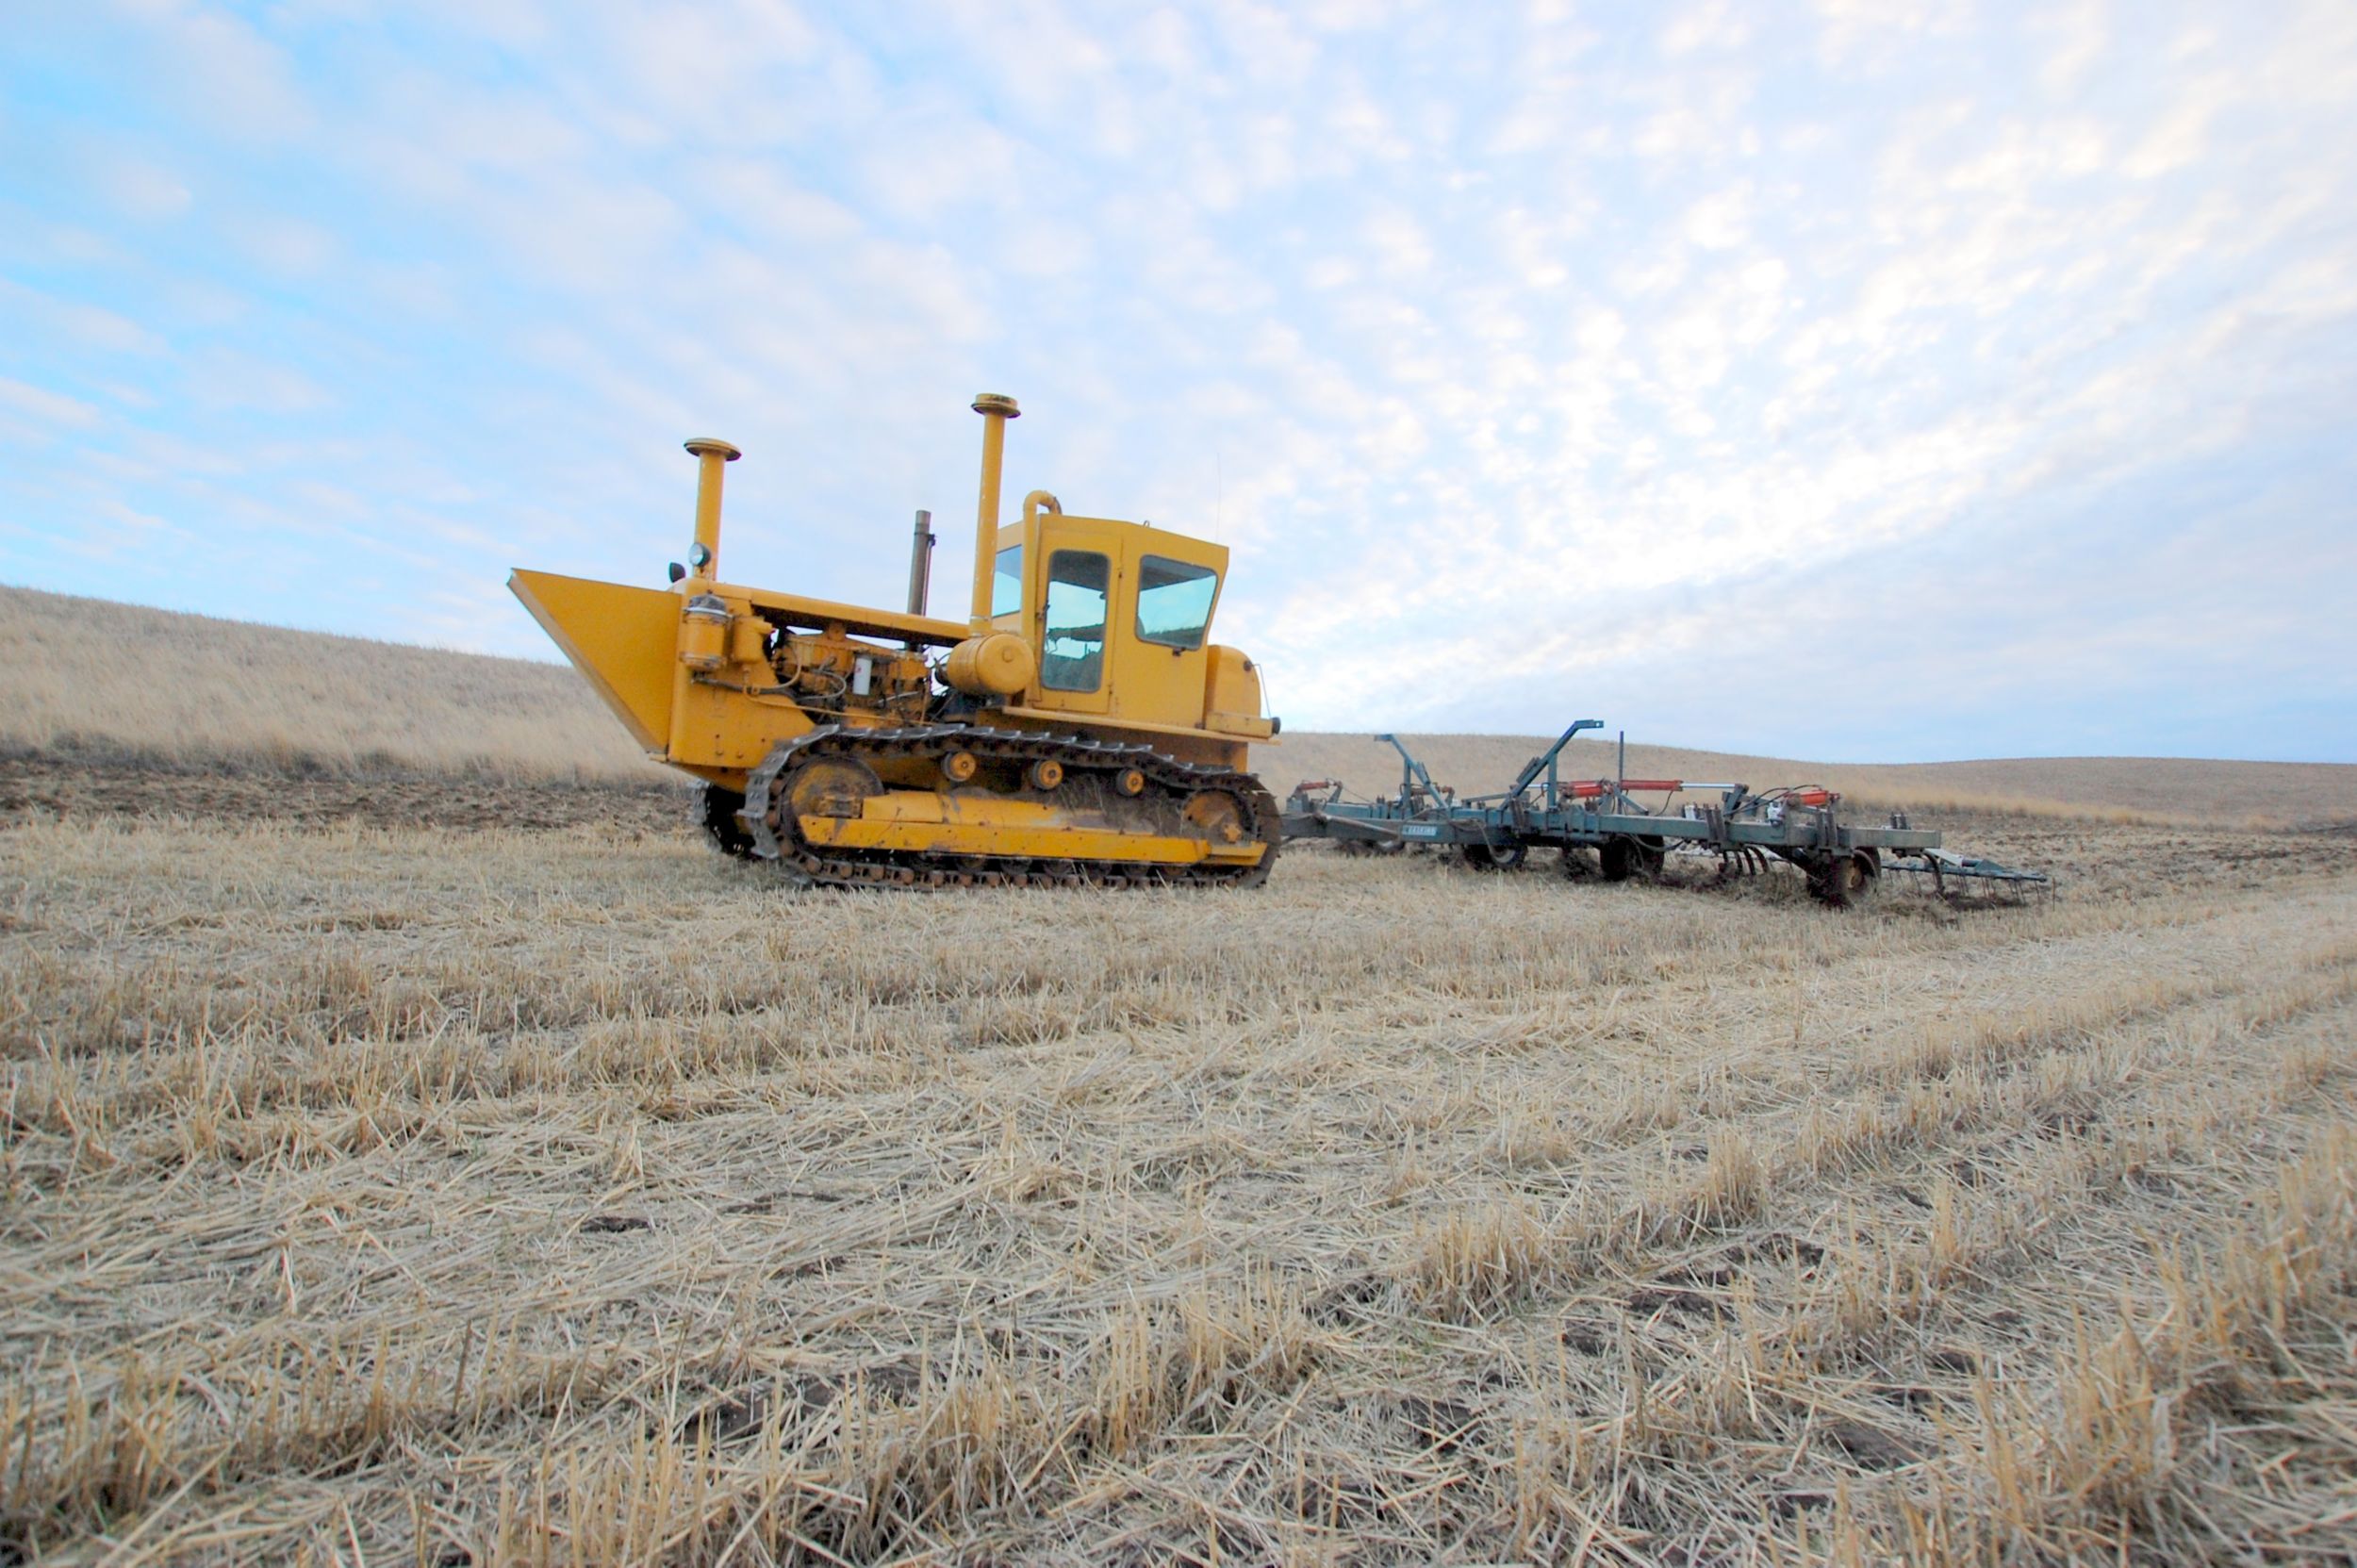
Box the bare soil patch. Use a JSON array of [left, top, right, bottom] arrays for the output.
[[0, 751, 684, 835]]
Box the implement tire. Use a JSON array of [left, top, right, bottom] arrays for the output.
[[1600, 835, 1664, 883]]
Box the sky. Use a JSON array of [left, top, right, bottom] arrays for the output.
[[3, 0, 2354, 764]]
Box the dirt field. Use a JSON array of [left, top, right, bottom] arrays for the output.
[[0, 752, 684, 837], [5, 759, 2354, 1564]]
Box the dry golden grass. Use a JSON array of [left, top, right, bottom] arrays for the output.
[[7, 584, 2357, 1560], [0, 586, 657, 782], [4, 799, 2355, 1563]]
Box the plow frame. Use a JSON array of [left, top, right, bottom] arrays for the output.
[[1282, 722, 2051, 904]]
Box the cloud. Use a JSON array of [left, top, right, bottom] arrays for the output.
[[184, 347, 335, 413], [92, 153, 195, 222], [111, 0, 314, 140], [226, 212, 339, 275], [2033, 0, 2108, 96], [0, 276, 168, 354], [0, 377, 102, 428], [0, 0, 2352, 761], [2119, 74, 2235, 179]]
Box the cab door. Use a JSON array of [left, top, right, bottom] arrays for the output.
[[1113, 541, 1221, 729], [1030, 526, 1114, 715]]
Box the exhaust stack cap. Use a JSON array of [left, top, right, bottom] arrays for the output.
[[971, 394, 1020, 420], [684, 437, 741, 461]]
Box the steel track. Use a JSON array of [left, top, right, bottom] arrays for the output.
[[737, 723, 1280, 891]]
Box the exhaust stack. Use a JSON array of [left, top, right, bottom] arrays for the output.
[[682, 437, 740, 582], [907, 509, 934, 616], [968, 393, 1018, 628]]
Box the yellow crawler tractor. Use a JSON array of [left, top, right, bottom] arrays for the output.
[[509, 396, 1282, 889]]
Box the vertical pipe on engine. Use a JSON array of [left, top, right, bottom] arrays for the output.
[[969, 394, 1020, 629], [682, 437, 741, 582], [907, 509, 934, 617]]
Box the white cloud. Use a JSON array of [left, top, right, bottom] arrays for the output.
[[0, 377, 103, 428], [113, 0, 314, 140], [860, 113, 1028, 221], [1662, 1, 1752, 57], [227, 212, 338, 274], [692, 160, 863, 245], [94, 154, 193, 222], [2033, 0, 2108, 96], [2119, 74, 2232, 178], [0, 276, 167, 354], [185, 347, 334, 413], [4, 0, 2353, 759], [1680, 185, 1751, 250], [1360, 207, 1433, 274], [1812, 0, 1976, 73]]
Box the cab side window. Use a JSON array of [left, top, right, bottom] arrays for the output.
[[1136, 555, 1218, 650], [990, 546, 1023, 617]]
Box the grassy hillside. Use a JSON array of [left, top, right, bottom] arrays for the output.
[[6, 583, 2351, 823], [0, 585, 659, 781]]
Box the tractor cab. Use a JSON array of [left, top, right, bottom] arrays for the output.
[[980, 493, 1269, 742]]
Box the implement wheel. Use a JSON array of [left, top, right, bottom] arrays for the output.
[[1809, 850, 1880, 907], [1599, 835, 1665, 883], [1462, 841, 1527, 872]]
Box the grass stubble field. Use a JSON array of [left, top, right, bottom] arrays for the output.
[[3, 585, 2356, 1564]]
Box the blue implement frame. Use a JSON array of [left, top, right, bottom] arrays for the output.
[[1282, 721, 2050, 905]]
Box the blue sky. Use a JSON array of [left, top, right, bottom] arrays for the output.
[[4, 0, 2353, 762]]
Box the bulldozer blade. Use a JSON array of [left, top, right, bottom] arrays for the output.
[[508, 569, 680, 752]]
